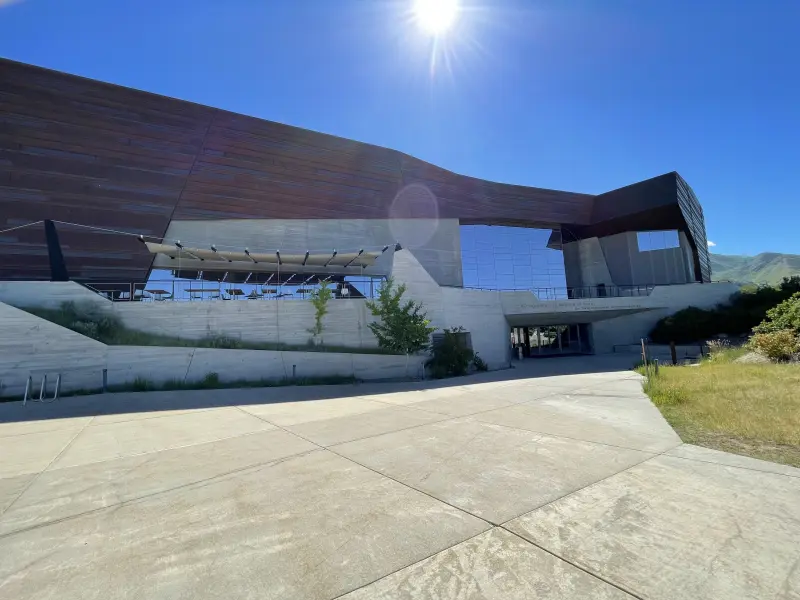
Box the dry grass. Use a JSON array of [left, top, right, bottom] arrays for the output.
[[642, 361, 800, 467]]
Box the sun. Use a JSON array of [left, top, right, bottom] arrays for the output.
[[413, 0, 460, 35]]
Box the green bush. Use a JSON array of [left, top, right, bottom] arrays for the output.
[[752, 292, 800, 336], [426, 327, 474, 379], [748, 330, 800, 362], [472, 353, 488, 372], [198, 372, 221, 388], [206, 336, 243, 349], [650, 279, 800, 344], [130, 377, 156, 392]]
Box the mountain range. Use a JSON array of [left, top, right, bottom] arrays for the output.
[[710, 252, 800, 285]]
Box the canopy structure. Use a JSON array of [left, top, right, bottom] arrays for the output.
[[145, 241, 394, 280]]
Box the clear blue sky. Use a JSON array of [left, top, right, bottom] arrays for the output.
[[1, 0, 798, 256]]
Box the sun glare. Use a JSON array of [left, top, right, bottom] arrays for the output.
[[414, 0, 459, 35]]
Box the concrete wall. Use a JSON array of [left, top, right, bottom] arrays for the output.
[[0, 281, 108, 310], [104, 347, 424, 388], [0, 281, 378, 349], [563, 237, 614, 289], [0, 301, 424, 398], [392, 250, 511, 368], [590, 282, 739, 353], [114, 299, 378, 349], [564, 232, 695, 288], [157, 218, 464, 287], [0, 302, 107, 398]]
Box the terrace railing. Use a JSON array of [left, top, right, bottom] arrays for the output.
[[463, 284, 656, 300], [82, 278, 381, 302]]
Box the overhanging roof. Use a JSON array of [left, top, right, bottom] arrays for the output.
[[145, 242, 386, 275]]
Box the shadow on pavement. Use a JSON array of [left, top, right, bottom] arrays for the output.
[[0, 355, 639, 424]]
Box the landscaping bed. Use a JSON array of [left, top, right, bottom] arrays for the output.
[[641, 357, 800, 467]]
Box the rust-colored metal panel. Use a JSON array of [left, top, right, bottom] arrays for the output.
[[0, 59, 214, 282], [1, 59, 706, 285]]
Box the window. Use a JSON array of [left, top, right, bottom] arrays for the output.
[[460, 225, 567, 295], [636, 230, 680, 252]]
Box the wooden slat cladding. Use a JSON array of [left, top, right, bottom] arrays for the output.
[[1, 58, 596, 283], [0, 59, 214, 282]]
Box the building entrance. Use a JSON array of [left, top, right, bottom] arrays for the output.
[[511, 324, 592, 357]]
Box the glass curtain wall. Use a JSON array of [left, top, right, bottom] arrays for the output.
[[461, 225, 567, 297]]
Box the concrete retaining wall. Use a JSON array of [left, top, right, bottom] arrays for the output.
[[0, 281, 379, 349], [0, 301, 107, 398], [0, 301, 423, 399]]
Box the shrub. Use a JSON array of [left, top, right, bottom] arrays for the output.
[[198, 372, 221, 388], [426, 326, 474, 379], [472, 353, 488, 372], [748, 330, 800, 362], [650, 306, 719, 344], [130, 377, 156, 392], [70, 320, 100, 339], [752, 292, 800, 336], [43, 301, 126, 342], [206, 335, 243, 349], [650, 283, 800, 344]]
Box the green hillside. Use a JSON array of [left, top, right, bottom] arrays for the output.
[[711, 252, 800, 285]]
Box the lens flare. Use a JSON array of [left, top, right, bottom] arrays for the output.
[[413, 0, 459, 35]]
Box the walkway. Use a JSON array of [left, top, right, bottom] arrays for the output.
[[1, 358, 798, 599]]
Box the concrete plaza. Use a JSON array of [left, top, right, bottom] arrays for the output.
[[1, 357, 798, 599]]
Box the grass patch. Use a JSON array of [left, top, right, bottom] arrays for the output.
[[703, 345, 750, 363], [639, 359, 800, 467], [22, 304, 398, 356]]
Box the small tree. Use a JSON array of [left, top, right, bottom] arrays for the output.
[[366, 277, 435, 365], [308, 281, 333, 345]]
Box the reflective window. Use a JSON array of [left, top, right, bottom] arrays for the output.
[[637, 230, 680, 251], [460, 225, 567, 294]]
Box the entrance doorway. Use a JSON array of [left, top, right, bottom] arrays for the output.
[[511, 324, 592, 357]]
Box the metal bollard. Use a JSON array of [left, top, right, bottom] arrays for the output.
[[102, 368, 108, 393], [654, 359, 659, 375]]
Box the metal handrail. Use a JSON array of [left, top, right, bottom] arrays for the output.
[[462, 284, 656, 299], [81, 278, 381, 302]]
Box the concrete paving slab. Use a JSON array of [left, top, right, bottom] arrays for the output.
[[507, 454, 800, 600], [368, 387, 475, 406], [0, 473, 35, 514], [666, 443, 800, 478], [397, 393, 519, 416], [49, 407, 273, 470], [0, 415, 92, 438], [0, 429, 317, 535], [285, 405, 446, 446], [239, 396, 388, 426], [0, 427, 80, 478], [332, 418, 651, 524], [90, 407, 217, 425], [569, 378, 647, 398], [341, 527, 634, 599], [0, 450, 489, 600], [475, 393, 680, 453], [396, 386, 562, 417]]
